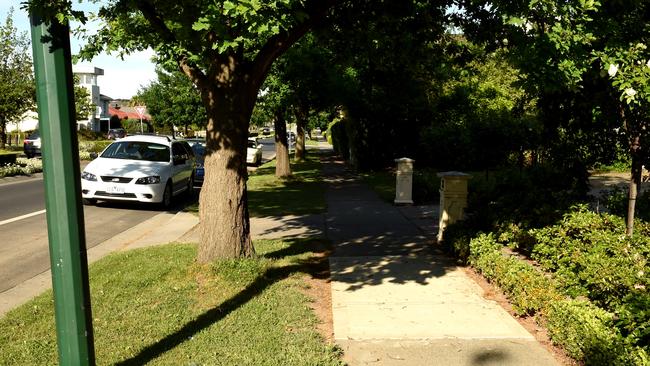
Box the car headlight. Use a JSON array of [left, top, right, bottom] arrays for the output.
[[135, 176, 161, 184], [81, 171, 97, 181]]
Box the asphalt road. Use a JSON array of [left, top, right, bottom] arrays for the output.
[[0, 175, 185, 293], [0, 141, 277, 295]]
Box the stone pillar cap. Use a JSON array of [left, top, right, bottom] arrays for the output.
[[437, 171, 472, 178], [394, 157, 415, 163]]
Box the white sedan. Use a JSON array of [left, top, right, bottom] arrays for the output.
[[81, 135, 195, 208], [247, 138, 263, 165]]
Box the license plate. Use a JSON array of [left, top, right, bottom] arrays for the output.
[[106, 185, 125, 194]]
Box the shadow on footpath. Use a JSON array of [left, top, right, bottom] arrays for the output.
[[322, 154, 457, 292]]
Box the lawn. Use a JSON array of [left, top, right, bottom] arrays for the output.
[[0, 239, 342, 365], [248, 154, 326, 217], [185, 153, 327, 217]]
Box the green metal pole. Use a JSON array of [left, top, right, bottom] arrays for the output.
[[29, 12, 96, 366]]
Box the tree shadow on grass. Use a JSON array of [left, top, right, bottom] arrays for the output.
[[115, 238, 329, 366]]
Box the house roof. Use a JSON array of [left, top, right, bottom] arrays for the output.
[[108, 106, 151, 120]]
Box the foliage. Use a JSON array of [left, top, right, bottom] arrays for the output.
[[0, 158, 43, 178], [322, 0, 450, 170], [528, 207, 650, 309], [135, 67, 206, 134], [465, 165, 589, 232], [546, 299, 641, 366], [0, 8, 34, 149], [72, 75, 94, 121], [468, 233, 561, 315], [78, 140, 111, 154], [599, 187, 650, 222], [465, 231, 648, 365], [77, 129, 105, 141], [327, 118, 348, 159], [421, 46, 540, 171], [0, 241, 343, 365]]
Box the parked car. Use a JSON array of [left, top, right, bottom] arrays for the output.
[[80, 135, 195, 208], [185, 138, 206, 186], [23, 131, 41, 158], [247, 138, 263, 165], [106, 128, 127, 140]]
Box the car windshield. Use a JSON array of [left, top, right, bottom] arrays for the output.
[[28, 131, 39, 139], [100, 141, 170, 162]]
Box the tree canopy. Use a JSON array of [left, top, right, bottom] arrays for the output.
[[135, 67, 206, 135], [0, 8, 34, 147]]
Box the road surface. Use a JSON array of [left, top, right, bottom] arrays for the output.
[[0, 175, 189, 293]]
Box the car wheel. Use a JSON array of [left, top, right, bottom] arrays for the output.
[[160, 182, 172, 209], [82, 198, 96, 205]]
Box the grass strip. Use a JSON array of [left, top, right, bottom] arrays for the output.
[[0, 239, 342, 365]]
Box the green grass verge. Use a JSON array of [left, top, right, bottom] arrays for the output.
[[360, 170, 395, 203], [0, 239, 342, 365], [186, 154, 326, 217], [248, 155, 326, 217]]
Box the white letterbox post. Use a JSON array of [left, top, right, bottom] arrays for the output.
[[394, 158, 415, 205], [437, 171, 472, 242]]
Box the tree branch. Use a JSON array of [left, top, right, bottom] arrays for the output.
[[134, 0, 208, 88], [250, 0, 345, 90]]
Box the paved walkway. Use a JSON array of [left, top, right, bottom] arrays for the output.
[[322, 157, 559, 366]]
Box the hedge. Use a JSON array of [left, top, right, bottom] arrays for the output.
[[466, 232, 648, 365], [0, 153, 19, 166]]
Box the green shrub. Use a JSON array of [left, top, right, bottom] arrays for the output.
[[529, 207, 650, 308], [599, 187, 650, 222], [79, 140, 111, 154], [77, 129, 105, 141], [413, 168, 439, 203], [469, 233, 560, 315], [0, 153, 18, 166], [0, 158, 42, 177], [546, 299, 643, 365], [615, 292, 650, 358], [441, 220, 479, 263], [327, 119, 348, 159]]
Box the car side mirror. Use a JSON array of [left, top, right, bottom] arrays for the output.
[[90, 152, 98, 159]]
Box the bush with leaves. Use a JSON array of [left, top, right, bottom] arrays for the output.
[[466, 231, 648, 365], [0, 158, 42, 177], [529, 207, 649, 308]]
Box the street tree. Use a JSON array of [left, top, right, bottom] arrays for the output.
[[0, 8, 34, 148], [25, 0, 344, 261], [135, 67, 206, 136], [456, 0, 650, 235], [73, 75, 95, 122], [256, 69, 293, 178]]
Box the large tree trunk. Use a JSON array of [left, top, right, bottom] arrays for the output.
[[274, 112, 292, 178], [626, 134, 643, 236], [294, 108, 307, 162], [197, 84, 256, 262]]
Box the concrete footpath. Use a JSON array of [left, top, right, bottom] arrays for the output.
[[323, 157, 560, 366]]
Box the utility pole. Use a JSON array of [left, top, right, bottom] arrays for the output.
[[29, 10, 96, 366]]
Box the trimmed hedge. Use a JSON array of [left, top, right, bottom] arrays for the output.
[[0, 153, 19, 166], [466, 231, 648, 365]]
